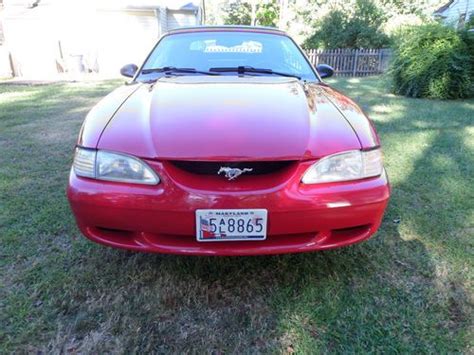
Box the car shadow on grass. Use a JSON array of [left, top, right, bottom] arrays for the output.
[[58, 221, 439, 353]]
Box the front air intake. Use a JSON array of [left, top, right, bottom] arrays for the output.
[[169, 160, 295, 176]]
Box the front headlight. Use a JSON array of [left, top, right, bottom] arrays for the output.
[[73, 147, 160, 185], [301, 149, 383, 184]]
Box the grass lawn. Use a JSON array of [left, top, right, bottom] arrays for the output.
[[1, 76, 473, 353]]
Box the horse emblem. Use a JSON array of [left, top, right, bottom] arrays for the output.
[[218, 167, 253, 180]]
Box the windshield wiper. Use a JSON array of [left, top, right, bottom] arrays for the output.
[[209, 66, 301, 80], [141, 66, 220, 76]]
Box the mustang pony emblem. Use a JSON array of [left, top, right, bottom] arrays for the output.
[[218, 167, 253, 180]]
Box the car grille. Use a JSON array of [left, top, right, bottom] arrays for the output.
[[169, 160, 295, 176]]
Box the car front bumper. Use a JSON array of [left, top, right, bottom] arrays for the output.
[[67, 160, 390, 256]]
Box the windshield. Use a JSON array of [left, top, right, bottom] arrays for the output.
[[138, 31, 318, 81]]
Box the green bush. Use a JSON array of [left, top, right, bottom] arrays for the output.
[[390, 23, 474, 99], [460, 13, 474, 81]]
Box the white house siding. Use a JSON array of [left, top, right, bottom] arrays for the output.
[[2, 8, 62, 77], [166, 10, 198, 30], [0, 16, 5, 44], [1, 1, 202, 78], [94, 9, 158, 76], [157, 6, 167, 36], [0, 46, 12, 77], [437, 0, 474, 27], [2, 7, 159, 77]]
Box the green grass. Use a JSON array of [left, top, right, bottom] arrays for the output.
[[1, 77, 473, 353]]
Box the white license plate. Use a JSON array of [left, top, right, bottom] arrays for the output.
[[196, 209, 267, 242]]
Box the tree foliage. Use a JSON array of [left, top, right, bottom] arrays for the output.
[[465, 11, 474, 29], [256, 1, 280, 27], [390, 23, 474, 99], [377, 0, 433, 15], [303, 0, 391, 49], [224, 1, 252, 25], [224, 0, 279, 27]]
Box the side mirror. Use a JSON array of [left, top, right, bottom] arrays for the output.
[[316, 64, 334, 79], [120, 64, 138, 78]]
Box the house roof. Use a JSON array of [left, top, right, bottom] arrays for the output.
[[2, 0, 201, 11], [434, 0, 455, 15], [177, 2, 199, 11], [1, 0, 201, 20], [117, 1, 200, 11]]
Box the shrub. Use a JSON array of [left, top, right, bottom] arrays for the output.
[[460, 13, 474, 81], [390, 23, 474, 99]]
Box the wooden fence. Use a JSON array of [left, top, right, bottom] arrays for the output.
[[305, 48, 392, 77]]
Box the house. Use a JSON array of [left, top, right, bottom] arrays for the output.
[[433, 0, 474, 28], [0, 0, 204, 78]]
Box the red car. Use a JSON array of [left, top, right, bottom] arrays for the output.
[[67, 26, 390, 256]]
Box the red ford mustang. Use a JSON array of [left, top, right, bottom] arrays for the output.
[[67, 26, 390, 256]]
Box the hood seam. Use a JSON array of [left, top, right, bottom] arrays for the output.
[[95, 83, 143, 149], [318, 88, 363, 149]]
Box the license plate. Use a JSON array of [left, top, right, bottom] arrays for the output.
[[196, 209, 267, 242]]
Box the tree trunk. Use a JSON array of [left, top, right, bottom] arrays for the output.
[[251, 1, 257, 26], [278, 0, 288, 29]]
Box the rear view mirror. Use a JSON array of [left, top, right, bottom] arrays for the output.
[[316, 64, 334, 79], [120, 64, 138, 78]]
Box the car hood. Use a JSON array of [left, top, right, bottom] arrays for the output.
[[97, 76, 364, 161]]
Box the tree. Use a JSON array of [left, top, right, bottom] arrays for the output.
[[347, 0, 390, 48], [295, 0, 437, 43], [224, 1, 252, 25], [303, 9, 348, 48], [303, 0, 391, 49], [256, 1, 280, 27], [224, 0, 280, 27]]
